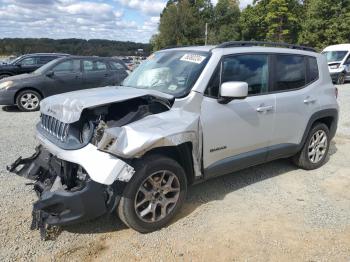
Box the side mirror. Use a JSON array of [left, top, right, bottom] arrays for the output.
[[46, 71, 54, 77], [218, 81, 248, 104]]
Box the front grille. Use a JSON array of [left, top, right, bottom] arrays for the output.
[[40, 114, 70, 142]]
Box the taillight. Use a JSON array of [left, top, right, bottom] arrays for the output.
[[335, 87, 338, 99]]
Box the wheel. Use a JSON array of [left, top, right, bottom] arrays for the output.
[[337, 72, 345, 85], [118, 155, 187, 233], [16, 90, 41, 112], [293, 123, 330, 170], [0, 74, 11, 80]]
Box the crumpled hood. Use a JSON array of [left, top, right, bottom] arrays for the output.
[[40, 86, 174, 123]]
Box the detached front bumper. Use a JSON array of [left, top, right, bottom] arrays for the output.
[[7, 134, 135, 238], [7, 146, 109, 228]]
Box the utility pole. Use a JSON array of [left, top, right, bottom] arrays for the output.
[[205, 23, 208, 45]]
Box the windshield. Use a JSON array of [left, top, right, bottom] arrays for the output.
[[9, 55, 24, 65], [122, 50, 210, 97], [323, 51, 348, 63], [33, 58, 60, 74]]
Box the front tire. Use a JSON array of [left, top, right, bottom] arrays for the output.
[[337, 72, 346, 85], [0, 74, 11, 80], [118, 155, 187, 233], [293, 123, 330, 170], [16, 90, 41, 112]]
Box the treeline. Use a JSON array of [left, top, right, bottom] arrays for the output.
[[0, 38, 151, 56], [151, 0, 350, 51]]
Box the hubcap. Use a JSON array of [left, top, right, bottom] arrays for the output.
[[20, 93, 39, 110], [134, 170, 180, 223], [308, 130, 328, 164]]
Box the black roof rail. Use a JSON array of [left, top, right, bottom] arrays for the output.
[[216, 41, 316, 52]]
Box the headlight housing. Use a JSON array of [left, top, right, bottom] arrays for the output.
[[0, 81, 13, 90]]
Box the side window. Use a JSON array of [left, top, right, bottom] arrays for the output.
[[205, 66, 221, 98], [110, 61, 126, 70], [83, 60, 94, 71], [37, 56, 55, 65], [222, 54, 269, 95], [96, 61, 107, 71], [274, 55, 306, 91], [308, 57, 319, 83], [53, 60, 80, 73], [20, 57, 37, 66], [344, 55, 350, 65]]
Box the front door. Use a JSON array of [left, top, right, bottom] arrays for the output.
[[201, 54, 275, 178], [45, 59, 82, 96]]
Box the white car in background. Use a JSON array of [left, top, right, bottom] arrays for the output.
[[322, 44, 350, 84]]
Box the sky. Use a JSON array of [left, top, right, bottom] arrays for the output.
[[0, 0, 254, 43]]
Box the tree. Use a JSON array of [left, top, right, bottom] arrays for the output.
[[151, 0, 206, 50], [209, 0, 241, 44], [299, 0, 350, 49], [240, 0, 269, 41], [265, 0, 301, 43]]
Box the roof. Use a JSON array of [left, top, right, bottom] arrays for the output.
[[161, 41, 317, 54], [22, 53, 69, 56], [323, 44, 350, 52]]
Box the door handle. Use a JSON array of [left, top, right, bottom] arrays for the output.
[[256, 105, 273, 113], [304, 97, 317, 104]]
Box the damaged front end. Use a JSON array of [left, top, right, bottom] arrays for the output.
[[7, 145, 123, 239], [7, 86, 203, 239]]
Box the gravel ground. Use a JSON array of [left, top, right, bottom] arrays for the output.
[[0, 84, 349, 261]]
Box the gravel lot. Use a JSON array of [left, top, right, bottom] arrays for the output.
[[0, 84, 349, 261]]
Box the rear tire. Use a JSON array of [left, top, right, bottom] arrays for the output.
[[117, 155, 187, 233], [292, 123, 330, 170], [16, 90, 41, 112]]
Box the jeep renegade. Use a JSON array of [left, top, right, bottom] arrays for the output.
[[8, 42, 339, 238]]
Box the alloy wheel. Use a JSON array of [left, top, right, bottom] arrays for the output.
[[134, 170, 180, 223], [308, 130, 328, 164], [20, 92, 40, 110]]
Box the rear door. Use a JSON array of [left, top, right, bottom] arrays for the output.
[[45, 58, 82, 96], [82, 59, 113, 89], [269, 54, 320, 157]]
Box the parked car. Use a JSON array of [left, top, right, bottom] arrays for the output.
[[0, 56, 129, 111], [322, 44, 350, 84], [8, 42, 338, 238], [0, 53, 69, 80]]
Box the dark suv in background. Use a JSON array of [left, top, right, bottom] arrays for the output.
[[0, 56, 129, 111], [0, 53, 69, 79]]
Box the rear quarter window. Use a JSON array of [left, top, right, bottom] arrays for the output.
[[308, 57, 319, 83]]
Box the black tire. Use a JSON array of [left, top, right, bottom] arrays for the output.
[[292, 123, 330, 170], [0, 74, 11, 80], [16, 90, 42, 112], [337, 72, 346, 85], [118, 155, 187, 233]]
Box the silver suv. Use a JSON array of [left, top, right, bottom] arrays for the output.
[[8, 42, 339, 238]]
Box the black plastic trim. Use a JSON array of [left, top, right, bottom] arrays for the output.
[[34, 180, 108, 226]]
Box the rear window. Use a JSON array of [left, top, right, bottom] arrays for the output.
[[308, 57, 319, 83], [274, 55, 306, 91]]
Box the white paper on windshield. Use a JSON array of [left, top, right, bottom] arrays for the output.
[[180, 54, 206, 64]]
